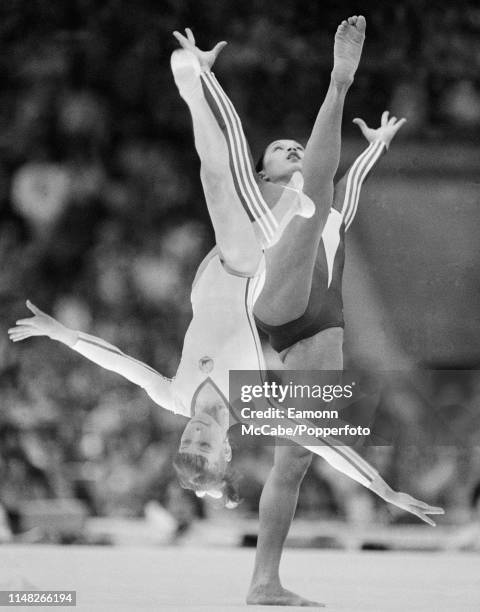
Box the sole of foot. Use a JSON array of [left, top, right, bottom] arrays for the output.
[[332, 15, 366, 86]]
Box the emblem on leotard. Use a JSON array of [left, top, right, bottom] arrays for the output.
[[199, 356, 214, 373]]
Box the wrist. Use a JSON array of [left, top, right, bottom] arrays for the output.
[[370, 474, 387, 493], [373, 137, 389, 150], [52, 325, 78, 347]]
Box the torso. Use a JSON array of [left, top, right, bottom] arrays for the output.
[[171, 248, 267, 417]]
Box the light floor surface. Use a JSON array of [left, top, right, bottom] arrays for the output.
[[1, 546, 479, 611]]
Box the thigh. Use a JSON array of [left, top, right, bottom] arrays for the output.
[[281, 327, 344, 370], [253, 217, 321, 326], [203, 174, 263, 276]]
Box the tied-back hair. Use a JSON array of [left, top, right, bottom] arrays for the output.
[[255, 152, 266, 174], [256, 139, 304, 175], [173, 451, 240, 509]]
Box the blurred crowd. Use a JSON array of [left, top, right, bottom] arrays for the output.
[[1, 1, 480, 543]]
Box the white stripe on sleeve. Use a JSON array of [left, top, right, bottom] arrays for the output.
[[342, 140, 385, 231], [73, 332, 174, 411]]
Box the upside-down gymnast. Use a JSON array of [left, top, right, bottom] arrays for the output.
[[9, 16, 443, 608]]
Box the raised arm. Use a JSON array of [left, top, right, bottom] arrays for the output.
[[9, 301, 174, 411], [333, 111, 406, 230]]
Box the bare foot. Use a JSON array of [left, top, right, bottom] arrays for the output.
[[332, 15, 366, 86], [247, 584, 324, 607]]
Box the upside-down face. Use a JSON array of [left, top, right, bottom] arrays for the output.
[[175, 420, 231, 498], [174, 382, 232, 497], [178, 412, 231, 463]]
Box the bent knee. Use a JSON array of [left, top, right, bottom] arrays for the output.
[[218, 243, 262, 277]]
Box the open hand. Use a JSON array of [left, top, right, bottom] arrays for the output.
[[353, 111, 406, 149], [8, 301, 66, 343], [173, 28, 227, 72], [371, 477, 444, 526], [389, 490, 444, 527]]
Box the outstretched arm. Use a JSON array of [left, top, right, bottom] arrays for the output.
[[9, 301, 174, 411], [296, 433, 443, 525], [333, 111, 406, 230], [254, 405, 443, 525]]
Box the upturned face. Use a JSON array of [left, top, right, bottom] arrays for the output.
[[261, 140, 304, 184]]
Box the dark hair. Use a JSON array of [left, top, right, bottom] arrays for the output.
[[173, 452, 240, 508], [256, 139, 304, 173], [255, 150, 267, 173], [471, 481, 480, 509]]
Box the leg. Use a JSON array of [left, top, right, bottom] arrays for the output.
[[280, 327, 344, 369], [254, 16, 366, 325], [172, 50, 309, 272], [247, 332, 344, 607], [172, 50, 262, 274], [247, 444, 323, 607]]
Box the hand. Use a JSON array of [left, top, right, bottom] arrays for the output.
[[8, 300, 75, 345], [370, 477, 444, 526], [173, 28, 227, 72], [353, 111, 406, 149]]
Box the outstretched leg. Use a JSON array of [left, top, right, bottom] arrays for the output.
[[172, 50, 262, 274], [172, 46, 309, 274], [254, 16, 366, 324]]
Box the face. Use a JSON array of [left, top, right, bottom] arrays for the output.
[[179, 414, 227, 463], [178, 382, 231, 463], [261, 140, 304, 184]]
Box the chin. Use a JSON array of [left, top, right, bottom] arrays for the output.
[[284, 163, 301, 177]]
